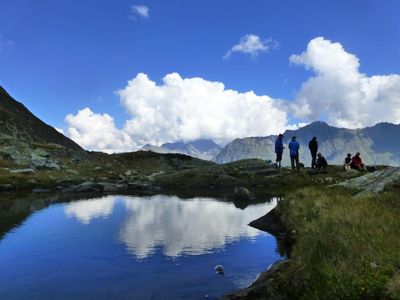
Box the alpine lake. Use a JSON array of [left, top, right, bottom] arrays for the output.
[[0, 193, 281, 300]]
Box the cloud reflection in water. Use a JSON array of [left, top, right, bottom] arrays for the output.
[[64, 196, 117, 224], [64, 195, 276, 258]]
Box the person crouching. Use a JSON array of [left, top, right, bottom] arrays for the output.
[[316, 153, 328, 171]]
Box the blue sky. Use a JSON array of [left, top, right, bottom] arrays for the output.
[[1, 1, 400, 151]]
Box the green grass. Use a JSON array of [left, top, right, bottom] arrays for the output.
[[275, 187, 400, 299]]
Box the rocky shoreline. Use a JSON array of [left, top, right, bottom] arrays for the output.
[[222, 166, 400, 299], [222, 207, 292, 300]]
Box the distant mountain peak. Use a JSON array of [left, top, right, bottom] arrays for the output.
[[304, 121, 330, 128], [162, 139, 222, 152], [143, 139, 222, 161]]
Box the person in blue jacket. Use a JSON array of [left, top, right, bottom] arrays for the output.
[[274, 134, 285, 169], [288, 136, 300, 171]]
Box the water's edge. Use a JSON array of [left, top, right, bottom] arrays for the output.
[[222, 208, 291, 300]]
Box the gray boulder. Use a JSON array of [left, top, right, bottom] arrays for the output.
[[30, 150, 60, 170], [62, 181, 103, 193], [98, 182, 118, 192], [44, 160, 61, 170], [337, 167, 400, 194], [0, 144, 31, 165]]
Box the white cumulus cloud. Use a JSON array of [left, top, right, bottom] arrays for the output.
[[289, 37, 400, 128], [131, 4, 149, 18], [62, 37, 400, 153], [224, 34, 276, 59], [118, 73, 289, 146], [65, 108, 134, 153], [64, 73, 290, 152]]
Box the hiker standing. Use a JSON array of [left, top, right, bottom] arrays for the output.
[[274, 134, 285, 169], [308, 137, 318, 168], [344, 153, 352, 171], [289, 136, 300, 171]]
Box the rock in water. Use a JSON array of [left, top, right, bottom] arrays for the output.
[[233, 186, 255, 201], [214, 265, 224, 275]]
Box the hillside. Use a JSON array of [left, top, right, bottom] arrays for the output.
[[0, 86, 82, 150]]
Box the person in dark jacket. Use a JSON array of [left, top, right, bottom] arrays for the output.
[[316, 153, 328, 171], [288, 136, 300, 171], [274, 134, 285, 169], [308, 137, 318, 168], [344, 153, 352, 171]]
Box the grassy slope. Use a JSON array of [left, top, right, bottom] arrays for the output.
[[272, 187, 400, 299]]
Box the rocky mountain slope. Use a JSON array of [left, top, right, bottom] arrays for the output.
[[0, 86, 82, 150], [142, 139, 222, 160], [0, 86, 84, 168], [215, 121, 400, 166]]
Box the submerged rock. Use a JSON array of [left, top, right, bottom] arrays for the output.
[[214, 265, 224, 275]]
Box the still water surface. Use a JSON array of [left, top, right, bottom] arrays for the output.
[[0, 195, 280, 299]]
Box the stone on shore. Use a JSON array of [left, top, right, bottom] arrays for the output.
[[337, 166, 400, 194], [10, 168, 35, 174]]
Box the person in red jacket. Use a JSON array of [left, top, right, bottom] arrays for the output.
[[350, 152, 368, 172]]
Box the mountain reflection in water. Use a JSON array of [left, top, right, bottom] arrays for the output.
[[65, 195, 277, 258]]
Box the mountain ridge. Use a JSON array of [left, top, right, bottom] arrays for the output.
[[142, 139, 222, 161], [215, 121, 400, 166]]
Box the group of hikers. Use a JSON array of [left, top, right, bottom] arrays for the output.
[[274, 134, 368, 172]]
